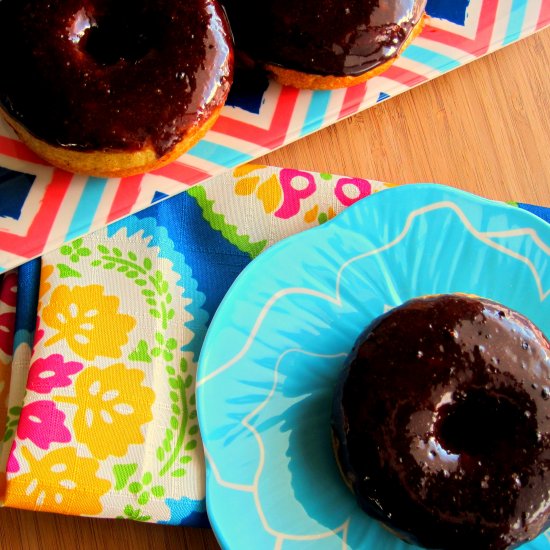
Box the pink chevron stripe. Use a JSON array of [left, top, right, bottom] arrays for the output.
[[382, 65, 430, 87], [151, 161, 210, 185], [106, 175, 144, 223], [537, 0, 550, 29], [338, 83, 368, 119], [0, 136, 48, 165], [0, 169, 73, 257], [213, 86, 300, 147], [423, 1, 499, 55]]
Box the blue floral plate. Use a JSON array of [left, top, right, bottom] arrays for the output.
[[197, 184, 550, 550]]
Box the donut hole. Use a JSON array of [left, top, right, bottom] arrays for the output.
[[435, 390, 535, 458], [73, 6, 166, 65]]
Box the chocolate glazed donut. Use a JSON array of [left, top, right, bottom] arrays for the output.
[[332, 294, 550, 549], [0, 0, 233, 177], [221, 0, 427, 89]]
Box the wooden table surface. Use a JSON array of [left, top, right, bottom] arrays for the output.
[[1, 26, 550, 550]]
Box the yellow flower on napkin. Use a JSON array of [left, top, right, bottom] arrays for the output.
[[55, 364, 155, 460], [5, 446, 110, 514], [41, 285, 136, 360], [233, 164, 282, 214], [37, 264, 54, 313]]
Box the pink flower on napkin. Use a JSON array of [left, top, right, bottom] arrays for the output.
[[27, 354, 83, 394], [34, 326, 45, 346], [33, 316, 45, 347], [0, 312, 15, 356], [275, 169, 317, 219], [0, 272, 17, 308], [17, 401, 71, 449], [334, 177, 372, 207], [6, 442, 20, 473]]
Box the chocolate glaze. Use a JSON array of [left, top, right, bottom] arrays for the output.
[[222, 0, 426, 76], [332, 294, 550, 549], [0, 0, 233, 156]]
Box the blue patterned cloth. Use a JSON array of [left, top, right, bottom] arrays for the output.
[[0, 174, 548, 526]]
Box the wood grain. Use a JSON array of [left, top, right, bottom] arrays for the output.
[[1, 25, 549, 550], [261, 28, 550, 205]]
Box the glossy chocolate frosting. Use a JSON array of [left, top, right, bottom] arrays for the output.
[[222, 0, 426, 76], [332, 294, 550, 549], [0, 0, 233, 156]]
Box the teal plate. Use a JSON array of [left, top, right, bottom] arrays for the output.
[[197, 184, 550, 550]]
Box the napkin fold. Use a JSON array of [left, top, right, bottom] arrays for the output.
[[0, 165, 547, 526]]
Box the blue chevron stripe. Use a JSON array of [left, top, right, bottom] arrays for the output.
[[65, 177, 107, 241], [187, 140, 253, 168], [503, 0, 529, 45], [300, 90, 331, 137], [426, 0, 470, 25], [401, 44, 462, 72], [0, 168, 34, 221]]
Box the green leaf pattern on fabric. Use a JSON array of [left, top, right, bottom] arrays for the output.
[[57, 235, 199, 522]]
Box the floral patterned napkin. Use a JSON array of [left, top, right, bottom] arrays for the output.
[[0, 165, 547, 526]]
